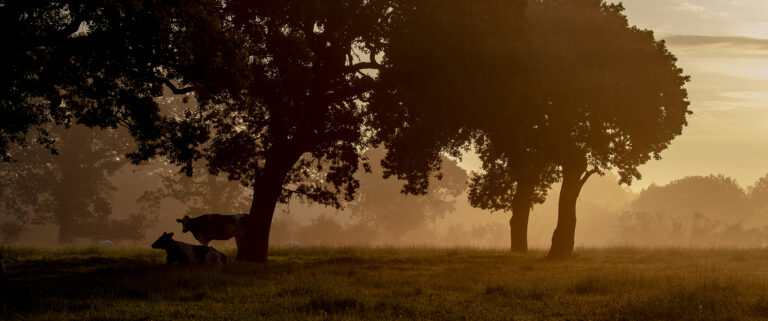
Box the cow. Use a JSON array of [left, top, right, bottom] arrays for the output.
[[176, 213, 246, 246], [285, 241, 301, 248], [151, 232, 227, 265]]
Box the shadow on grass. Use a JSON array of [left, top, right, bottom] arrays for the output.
[[0, 254, 295, 318]]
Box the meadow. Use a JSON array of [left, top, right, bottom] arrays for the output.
[[2, 246, 768, 320]]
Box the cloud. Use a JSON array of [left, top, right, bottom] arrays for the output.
[[674, 3, 709, 13], [673, 2, 713, 16], [663, 35, 768, 50]]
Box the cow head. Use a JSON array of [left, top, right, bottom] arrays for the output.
[[151, 232, 174, 249], [176, 216, 191, 233]]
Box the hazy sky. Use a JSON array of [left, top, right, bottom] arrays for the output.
[[462, 1, 768, 191], [611, 0, 768, 190]]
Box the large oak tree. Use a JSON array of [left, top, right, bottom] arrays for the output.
[[3, 1, 396, 261], [120, 1, 395, 261], [0, 0, 235, 161], [372, 0, 690, 259], [526, 0, 690, 259]]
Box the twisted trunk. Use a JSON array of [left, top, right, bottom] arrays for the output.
[[547, 156, 591, 260]]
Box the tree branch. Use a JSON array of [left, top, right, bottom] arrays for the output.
[[282, 187, 313, 200], [344, 61, 381, 73], [580, 167, 600, 187], [61, 18, 84, 38], [158, 78, 195, 95]]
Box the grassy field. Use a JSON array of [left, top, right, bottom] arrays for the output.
[[2, 246, 768, 320]]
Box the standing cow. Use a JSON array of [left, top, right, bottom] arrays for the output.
[[151, 232, 227, 265], [176, 213, 246, 246]]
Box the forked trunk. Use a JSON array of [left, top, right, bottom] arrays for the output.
[[547, 157, 588, 260], [509, 178, 535, 252]]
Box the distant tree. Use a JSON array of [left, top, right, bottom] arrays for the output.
[[350, 148, 468, 240], [749, 174, 768, 213], [632, 175, 753, 223], [137, 162, 252, 219], [0, 125, 151, 243], [615, 211, 684, 246]]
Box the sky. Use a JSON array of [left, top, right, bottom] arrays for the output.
[[613, 0, 768, 191], [462, 0, 768, 192]]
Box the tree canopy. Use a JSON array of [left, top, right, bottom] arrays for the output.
[[350, 147, 467, 239], [633, 175, 753, 223], [0, 0, 237, 162], [372, 0, 691, 258], [369, 0, 528, 194], [3, 0, 692, 261], [0, 125, 149, 243]]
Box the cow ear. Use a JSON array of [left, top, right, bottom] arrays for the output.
[[176, 219, 182, 223]]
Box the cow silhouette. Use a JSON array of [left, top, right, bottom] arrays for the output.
[[151, 232, 227, 265], [176, 213, 246, 246]]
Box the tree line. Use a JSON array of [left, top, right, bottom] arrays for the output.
[[1, 0, 690, 261]]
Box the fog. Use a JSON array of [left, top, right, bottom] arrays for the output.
[[4, 131, 768, 250]]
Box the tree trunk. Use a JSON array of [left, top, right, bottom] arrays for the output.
[[57, 218, 76, 244], [546, 157, 588, 260], [235, 152, 301, 262], [55, 180, 78, 244], [509, 178, 535, 252], [235, 186, 280, 262]]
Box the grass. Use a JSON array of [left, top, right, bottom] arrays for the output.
[[3, 246, 768, 320]]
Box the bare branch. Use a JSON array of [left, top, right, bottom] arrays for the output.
[[344, 62, 381, 73], [158, 78, 195, 95], [580, 167, 600, 187]]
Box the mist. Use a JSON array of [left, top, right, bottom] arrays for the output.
[[5, 131, 767, 250]]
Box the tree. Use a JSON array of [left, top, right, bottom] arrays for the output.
[[369, 0, 545, 253], [633, 175, 753, 223], [515, 0, 689, 259], [1, 0, 234, 162], [133, 1, 396, 262], [3, 1, 395, 261], [0, 125, 150, 243], [137, 162, 252, 219], [350, 148, 468, 240], [468, 138, 559, 252], [372, 0, 690, 259], [370, 0, 528, 195], [749, 174, 768, 213]]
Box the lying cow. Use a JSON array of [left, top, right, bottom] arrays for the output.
[[151, 232, 227, 265], [176, 213, 246, 246]]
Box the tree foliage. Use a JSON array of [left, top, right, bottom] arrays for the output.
[[0, 0, 235, 163], [633, 174, 754, 223], [369, 0, 528, 194], [350, 148, 467, 239], [137, 161, 252, 218], [0, 125, 150, 243]]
